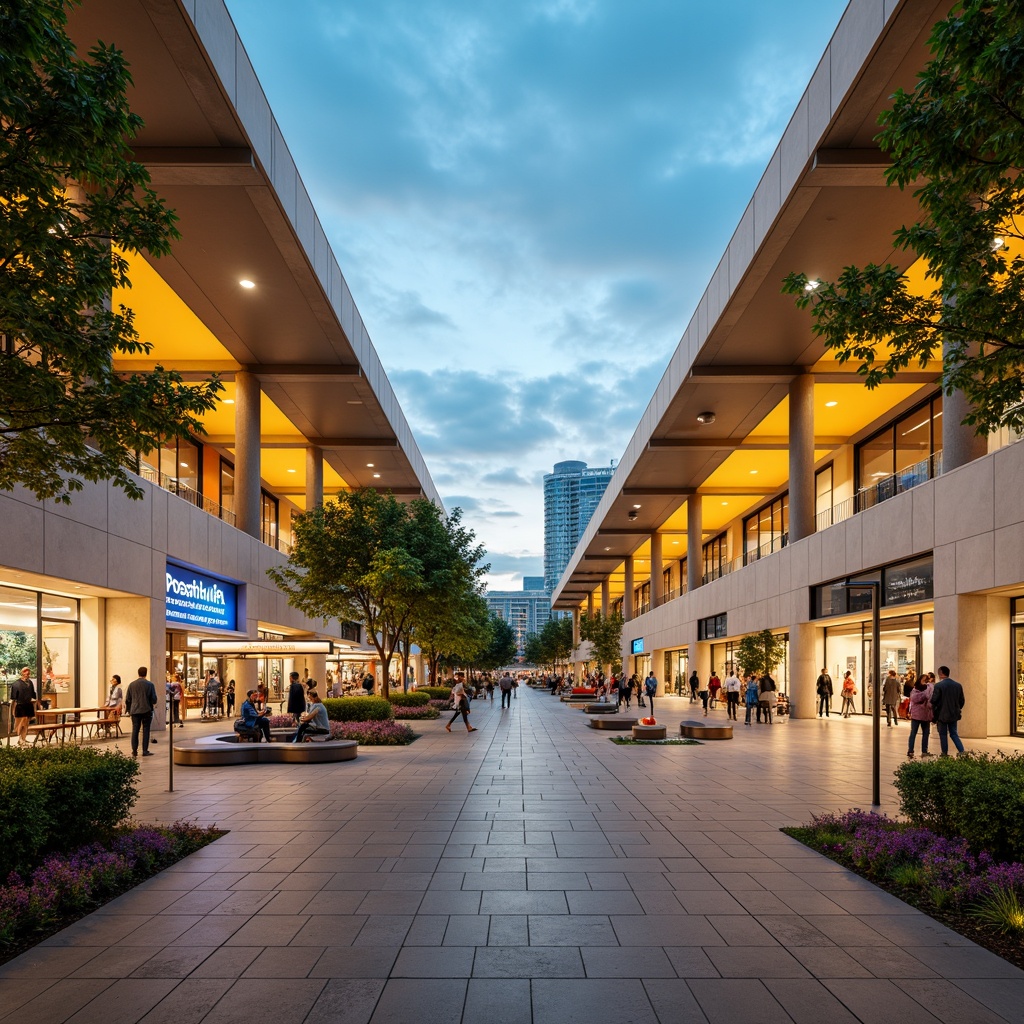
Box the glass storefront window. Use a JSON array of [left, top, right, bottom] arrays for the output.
[[261, 491, 279, 549], [0, 587, 79, 707], [220, 458, 235, 518]]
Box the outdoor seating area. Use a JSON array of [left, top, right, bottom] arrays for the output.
[[172, 731, 358, 766], [20, 706, 122, 745], [679, 719, 734, 740], [586, 715, 637, 730]]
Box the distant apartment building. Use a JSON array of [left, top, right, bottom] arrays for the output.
[[485, 577, 552, 660], [544, 460, 616, 592]]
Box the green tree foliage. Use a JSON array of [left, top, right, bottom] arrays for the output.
[[734, 629, 788, 678], [579, 611, 623, 673], [524, 616, 573, 670], [478, 612, 517, 671], [783, 0, 1024, 435], [0, 0, 221, 502], [269, 490, 488, 698]]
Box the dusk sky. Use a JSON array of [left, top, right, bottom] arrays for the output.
[[225, 0, 851, 589]]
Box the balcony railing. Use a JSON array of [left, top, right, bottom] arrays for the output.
[[137, 464, 236, 526]]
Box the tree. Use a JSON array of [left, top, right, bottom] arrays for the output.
[[523, 632, 545, 668], [526, 616, 573, 671], [478, 613, 517, 671], [783, 0, 1024, 435], [0, 0, 221, 502], [579, 611, 623, 674], [734, 630, 788, 679]]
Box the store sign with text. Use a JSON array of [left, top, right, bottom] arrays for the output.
[[165, 563, 238, 632], [631, 637, 645, 655]]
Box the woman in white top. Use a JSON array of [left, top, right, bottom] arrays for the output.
[[445, 678, 477, 734], [106, 675, 124, 714]]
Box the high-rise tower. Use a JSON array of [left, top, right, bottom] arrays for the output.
[[543, 460, 615, 592]]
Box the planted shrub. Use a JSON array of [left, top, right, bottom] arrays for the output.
[[894, 752, 1024, 862], [388, 691, 430, 707], [322, 696, 394, 722], [392, 705, 441, 720], [329, 720, 416, 745], [0, 747, 138, 877], [417, 686, 452, 701]]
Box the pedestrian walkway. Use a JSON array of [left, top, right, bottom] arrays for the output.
[[3, 689, 1023, 1023]]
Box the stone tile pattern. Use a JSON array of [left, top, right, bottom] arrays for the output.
[[3, 691, 1023, 1023]]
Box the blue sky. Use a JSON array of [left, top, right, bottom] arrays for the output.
[[224, 0, 851, 588]]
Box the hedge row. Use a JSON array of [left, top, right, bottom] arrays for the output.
[[415, 686, 452, 700], [322, 696, 394, 722], [894, 751, 1024, 862], [0, 747, 138, 877], [388, 691, 431, 707]]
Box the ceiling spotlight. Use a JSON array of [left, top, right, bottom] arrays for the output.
[[366, 463, 374, 468], [825, 400, 838, 408], [696, 411, 716, 425], [373, 473, 381, 479], [749, 470, 758, 475], [287, 468, 296, 473], [721, 501, 729, 506], [239, 279, 256, 289], [223, 398, 234, 405], [804, 279, 820, 292], [604, 546, 611, 552]]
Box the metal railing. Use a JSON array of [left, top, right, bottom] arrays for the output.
[[137, 463, 236, 525]]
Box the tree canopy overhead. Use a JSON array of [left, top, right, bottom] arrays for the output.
[[0, 0, 221, 502], [783, 0, 1024, 435]]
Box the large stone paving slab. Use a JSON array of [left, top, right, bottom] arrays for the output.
[[3, 691, 1024, 1023]]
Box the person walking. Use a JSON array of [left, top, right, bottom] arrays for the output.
[[621, 674, 634, 710], [930, 666, 965, 756], [634, 673, 646, 709], [723, 668, 741, 721], [840, 671, 857, 717], [689, 670, 700, 703], [708, 671, 721, 709], [446, 677, 477, 733], [498, 672, 514, 709], [644, 671, 659, 717], [758, 672, 776, 724], [743, 674, 760, 726], [907, 675, 934, 758], [698, 675, 710, 717], [226, 679, 236, 716], [816, 668, 833, 717], [11, 667, 38, 746], [286, 670, 306, 726], [882, 670, 902, 727], [125, 666, 158, 758]]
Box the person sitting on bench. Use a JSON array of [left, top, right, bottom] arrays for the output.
[[292, 690, 330, 742], [238, 689, 271, 741]]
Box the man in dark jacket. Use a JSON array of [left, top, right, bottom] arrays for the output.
[[125, 667, 158, 758], [930, 665, 965, 756], [816, 668, 834, 717], [286, 670, 306, 725]]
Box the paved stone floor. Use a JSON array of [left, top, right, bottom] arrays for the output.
[[4, 689, 1024, 1023]]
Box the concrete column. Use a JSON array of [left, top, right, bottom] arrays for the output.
[[572, 608, 580, 650], [650, 532, 663, 608], [234, 370, 262, 539], [788, 620, 819, 720], [624, 555, 634, 622], [601, 579, 610, 616], [694, 639, 712, 683], [933, 593, 989, 738], [788, 372, 815, 542], [942, 388, 988, 473], [587, 591, 594, 616], [305, 445, 324, 509], [687, 496, 702, 592]]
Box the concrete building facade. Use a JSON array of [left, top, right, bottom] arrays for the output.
[[552, 0, 1024, 739]]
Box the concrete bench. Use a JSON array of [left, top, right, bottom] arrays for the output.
[[679, 719, 733, 740], [584, 703, 618, 714], [173, 733, 358, 766], [632, 723, 667, 740], [587, 716, 638, 731]]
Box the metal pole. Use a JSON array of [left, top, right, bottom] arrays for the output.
[[871, 582, 881, 808], [168, 689, 174, 793]]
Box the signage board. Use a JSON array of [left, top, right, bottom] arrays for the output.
[[165, 563, 238, 632], [884, 557, 933, 607], [199, 640, 335, 657], [631, 637, 645, 655]]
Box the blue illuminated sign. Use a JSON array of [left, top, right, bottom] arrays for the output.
[[631, 637, 645, 655], [165, 563, 237, 632]]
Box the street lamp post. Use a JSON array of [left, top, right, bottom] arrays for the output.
[[842, 580, 881, 807]]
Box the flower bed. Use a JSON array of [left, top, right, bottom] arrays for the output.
[[0, 820, 220, 962], [329, 720, 416, 745], [392, 705, 440, 720], [785, 809, 1024, 969]]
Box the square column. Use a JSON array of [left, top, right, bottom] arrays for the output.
[[788, 373, 815, 543], [624, 555, 634, 621], [650, 532, 663, 607], [601, 579, 609, 617], [305, 445, 324, 509], [234, 370, 262, 539], [687, 495, 702, 592], [934, 593, 990, 739]]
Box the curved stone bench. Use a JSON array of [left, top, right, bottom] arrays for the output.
[[679, 719, 733, 740], [584, 703, 618, 714], [587, 716, 637, 731], [173, 733, 358, 766], [632, 723, 667, 740]]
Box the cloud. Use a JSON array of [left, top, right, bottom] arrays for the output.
[[481, 467, 533, 487]]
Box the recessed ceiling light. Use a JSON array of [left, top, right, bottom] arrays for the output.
[[373, 473, 381, 479], [223, 398, 234, 405], [347, 400, 363, 405], [180, 462, 189, 468], [632, 503, 642, 509], [804, 279, 820, 292], [992, 237, 1005, 251], [721, 501, 729, 506], [672, 540, 679, 545], [604, 547, 611, 552], [696, 411, 716, 425], [825, 400, 838, 408], [287, 468, 296, 473], [749, 470, 758, 475], [366, 463, 374, 468], [239, 279, 255, 289]]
